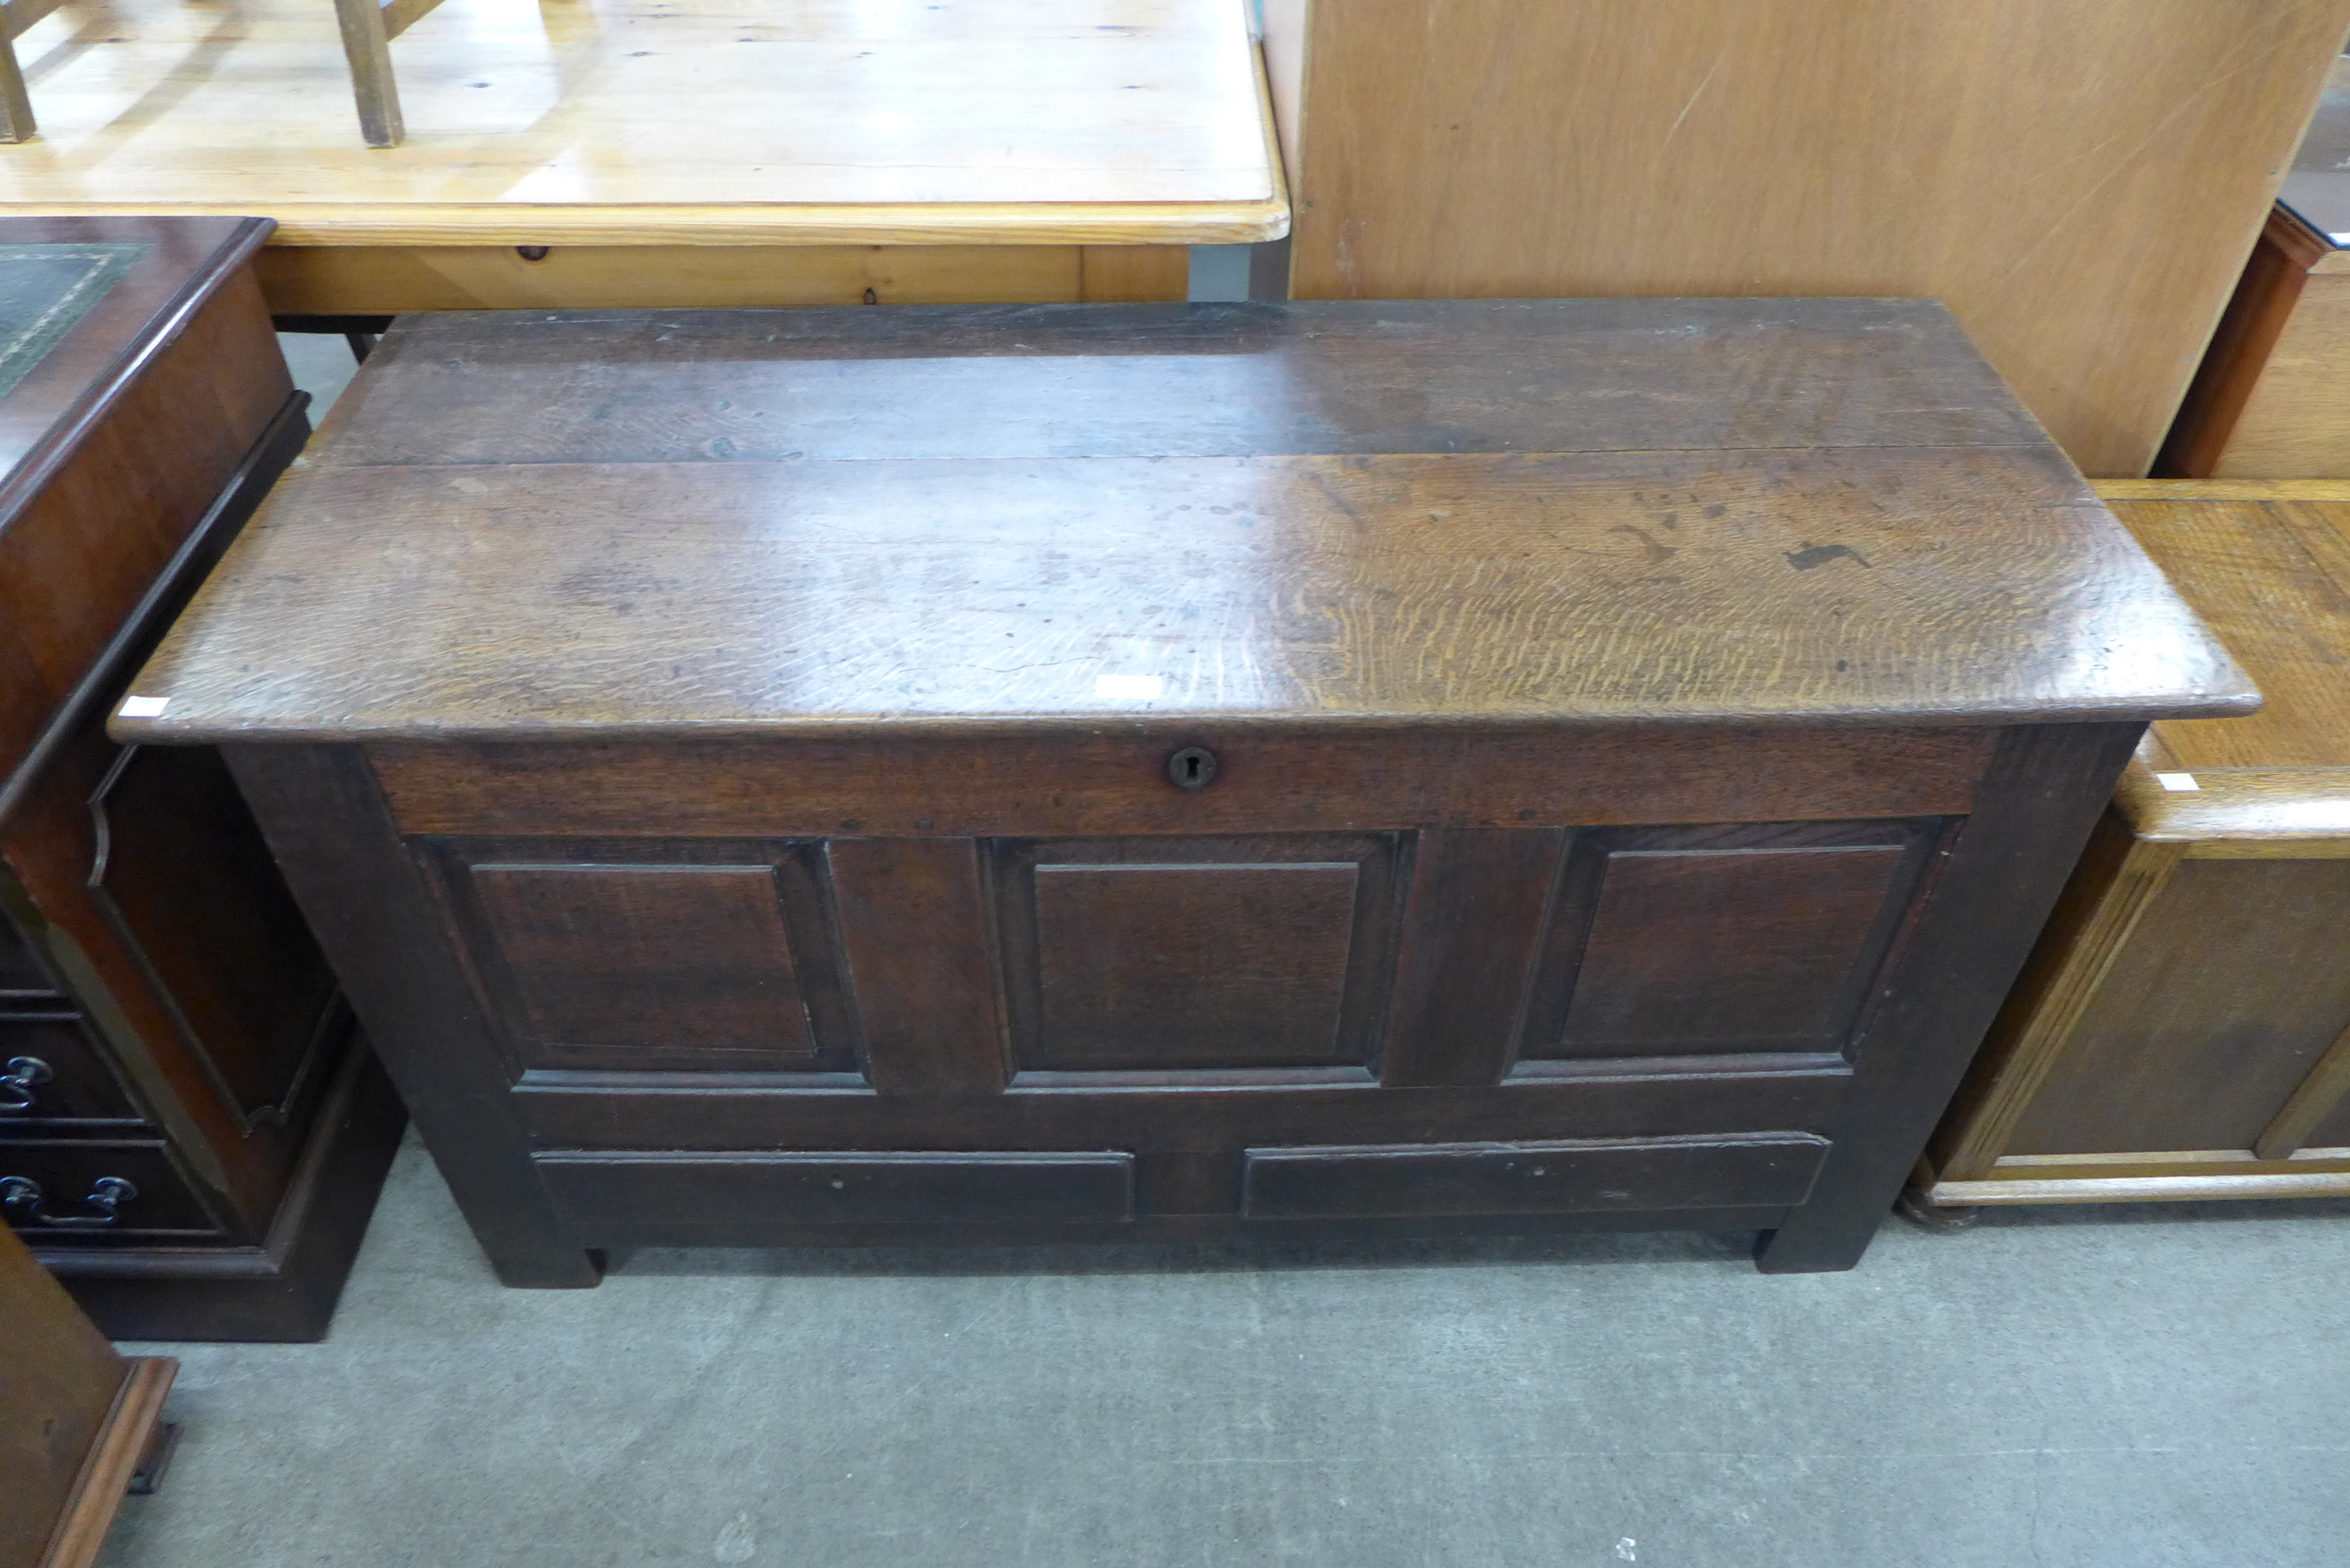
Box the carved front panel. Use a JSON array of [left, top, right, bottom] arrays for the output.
[[992, 834, 1402, 1076], [1520, 821, 1940, 1065], [434, 839, 857, 1075]]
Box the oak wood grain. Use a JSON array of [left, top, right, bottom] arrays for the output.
[[2111, 498, 2350, 770], [296, 298, 2047, 467], [120, 445, 2250, 741]]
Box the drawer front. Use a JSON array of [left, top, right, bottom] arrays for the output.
[[1, 1140, 227, 1240], [0, 1014, 143, 1125], [536, 1150, 1136, 1236], [1240, 1133, 1831, 1220], [0, 915, 60, 996]]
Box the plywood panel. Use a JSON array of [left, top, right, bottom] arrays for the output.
[[1279, 0, 2350, 476]]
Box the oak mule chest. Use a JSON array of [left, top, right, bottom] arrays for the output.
[[117, 301, 2253, 1279]]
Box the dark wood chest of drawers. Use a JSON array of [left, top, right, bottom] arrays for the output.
[[118, 300, 2253, 1281], [0, 217, 403, 1339]]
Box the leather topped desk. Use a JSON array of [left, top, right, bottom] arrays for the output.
[[115, 299, 2256, 1278]]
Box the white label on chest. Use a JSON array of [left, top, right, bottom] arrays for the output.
[[2155, 772, 2201, 792], [118, 695, 170, 717], [1095, 674, 1164, 701]]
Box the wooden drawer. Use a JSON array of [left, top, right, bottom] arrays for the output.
[[1, 1140, 227, 1241], [1241, 1134, 1831, 1220], [0, 1013, 143, 1126], [535, 1150, 1137, 1239]]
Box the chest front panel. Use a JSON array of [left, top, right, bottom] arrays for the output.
[[388, 730, 1978, 1238]]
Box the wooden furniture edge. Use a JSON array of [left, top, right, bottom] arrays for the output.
[[1251, 37, 1293, 243], [0, 201, 1294, 248], [0, 216, 274, 530], [37, 1356, 174, 1568], [1929, 1169, 2350, 1205], [2095, 478, 2350, 499], [2112, 758, 2350, 846]]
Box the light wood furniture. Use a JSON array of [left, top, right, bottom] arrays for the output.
[[116, 299, 2250, 1279], [0, 0, 1283, 312], [1917, 478, 2350, 1210], [0, 1223, 174, 1568], [1260, 0, 2350, 477], [334, 0, 456, 149], [0, 217, 404, 1341], [0, 0, 66, 143]]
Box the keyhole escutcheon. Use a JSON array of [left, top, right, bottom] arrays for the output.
[[1167, 745, 1219, 791]]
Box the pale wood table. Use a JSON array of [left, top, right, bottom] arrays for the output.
[[0, 0, 1285, 313]]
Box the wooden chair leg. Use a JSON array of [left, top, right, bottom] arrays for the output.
[[0, 32, 38, 144], [331, 0, 403, 147]]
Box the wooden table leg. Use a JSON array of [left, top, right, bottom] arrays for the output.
[[226, 744, 602, 1288], [1756, 722, 2145, 1272]]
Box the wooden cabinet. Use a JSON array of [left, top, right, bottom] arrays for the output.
[[0, 217, 403, 1341], [1919, 483, 2350, 1208], [117, 300, 2251, 1279]]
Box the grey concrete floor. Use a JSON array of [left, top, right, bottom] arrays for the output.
[[95, 1130, 2350, 1568]]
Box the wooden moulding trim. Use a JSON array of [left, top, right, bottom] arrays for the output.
[[0, 202, 1294, 249], [1994, 1146, 2350, 1167], [1930, 1169, 2350, 1205], [1934, 831, 2190, 1180], [2094, 479, 2350, 501], [39, 1356, 176, 1568], [2112, 760, 2350, 846]]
